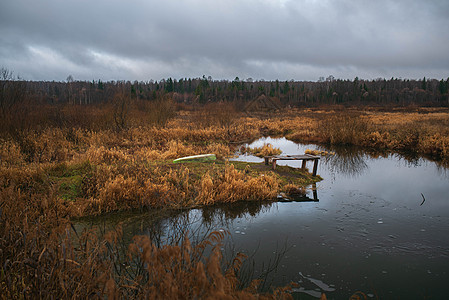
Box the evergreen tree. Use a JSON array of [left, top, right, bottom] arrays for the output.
[[363, 83, 368, 91], [439, 79, 448, 94], [231, 77, 240, 90], [131, 85, 136, 97], [195, 85, 205, 103], [421, 77, 427, 90], [98, 79, 104, 90], [201, 75, 209, 89], [269, 83, 275, 97], [165, 78, 174, 92], [283, 81, 290, 94], [178, 78, 184, 93]]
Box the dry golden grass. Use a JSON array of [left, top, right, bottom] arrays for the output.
[[360, 111, 449, 157], [279, 108, 449, 160], [244, 143, 282, 157], [75, 162, 283, 216], [1, 103, 448, 298]]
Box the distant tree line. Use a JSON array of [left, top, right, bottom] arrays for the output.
[[2, 68, 449, 109]]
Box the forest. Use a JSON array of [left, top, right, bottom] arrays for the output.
[[2, 69, 449, 108]]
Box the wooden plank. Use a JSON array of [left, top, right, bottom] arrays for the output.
[[269, 154, 320, 161]]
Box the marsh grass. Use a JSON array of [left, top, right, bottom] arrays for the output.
[[316, 112, 369, 145], [1, 103, 449, 297], [282, 108, 449, 160]]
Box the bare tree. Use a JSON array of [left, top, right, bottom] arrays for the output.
[[0, 67, 28, 136], [112, 91, 131, 131]]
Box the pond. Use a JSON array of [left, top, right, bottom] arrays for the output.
[[77, 137, 449, 299]]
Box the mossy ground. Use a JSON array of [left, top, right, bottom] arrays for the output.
[[47, 161, 95, 202]]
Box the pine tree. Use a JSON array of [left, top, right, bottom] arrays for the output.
[[421, 77, 427, 90], [439, 79, 448, 95]]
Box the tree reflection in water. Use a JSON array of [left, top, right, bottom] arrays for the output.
[[321, 145, 370, 178], [321, 144, 449, 180]]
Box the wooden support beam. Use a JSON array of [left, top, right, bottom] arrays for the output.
[[264, 156, 270, 165], [312, 159, 319, 176], [312, 183, 318, 201], [301, 160, 307, 170]]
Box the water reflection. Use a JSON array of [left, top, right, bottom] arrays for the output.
[[201, 201, 274, 225], [75, 200, 277, 248], [239, 137, 449, 181], [323, 144, 449, 180], [279, 183, 319, 202], [74, 200, 292, 293], [321, 145, 369, 178], [234, 137, 371, 178]]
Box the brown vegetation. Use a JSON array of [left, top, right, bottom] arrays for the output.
[[243, 143, 283, 157], [309, 108, 449, 159], [1, 96, 449, 297]]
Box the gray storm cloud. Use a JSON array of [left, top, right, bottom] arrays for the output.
[[1, 0, 448, 81]]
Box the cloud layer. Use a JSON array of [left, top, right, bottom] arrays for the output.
[[1, 0, 448, 81]]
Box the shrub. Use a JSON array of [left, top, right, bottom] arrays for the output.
[[317, 114, 368, 145]]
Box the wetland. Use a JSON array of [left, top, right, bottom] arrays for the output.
[[2, 103, 449, 298], [76, 137, 449, 299]]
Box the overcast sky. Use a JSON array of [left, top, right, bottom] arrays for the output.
[[1, 0, 448, 82]]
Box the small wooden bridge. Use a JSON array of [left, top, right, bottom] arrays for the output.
[[264, 154, 321, 176]]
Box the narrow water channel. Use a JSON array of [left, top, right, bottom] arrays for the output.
[[77, 137, 449, 299]]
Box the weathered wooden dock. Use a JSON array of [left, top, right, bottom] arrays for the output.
[[264, 154, 320, 176]]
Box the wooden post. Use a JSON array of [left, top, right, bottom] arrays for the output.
[[272, 159, 277, 170], [312, 159, 318, 176], [301, 160, 307, 170], [264, 156, 270, 165], [312, 183, 318, 201]]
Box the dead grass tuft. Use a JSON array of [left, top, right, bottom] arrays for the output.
[[245, 143, 282, 157]]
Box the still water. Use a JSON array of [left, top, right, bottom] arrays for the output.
[[78, 137, 449, 299]]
